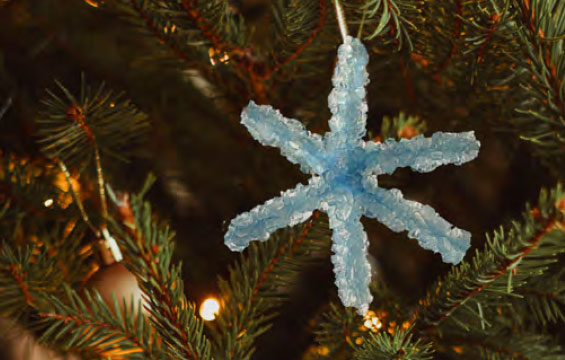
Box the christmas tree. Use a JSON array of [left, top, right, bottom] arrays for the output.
[[0, 0, 564, 359]]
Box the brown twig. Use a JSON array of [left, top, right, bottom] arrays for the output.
[[181, 0, 246, 56], [66, 103, 94, 145], [435, 0, 463, 77], [259, 0, 327, 81], [475, 13, 501, 66], [9, 264, 33, 305]]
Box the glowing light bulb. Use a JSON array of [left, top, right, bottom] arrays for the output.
[[208, 48, 230, 66], [83, 0, 100, 8], [362, 310, 382, 332], [199, 298, 220, 321], [44, 199, 54, 207]]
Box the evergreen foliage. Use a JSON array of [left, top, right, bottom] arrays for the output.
[[0, 0, 564, 359], [109, 177, 212, 360], [354, 326, 434, 360], [212, 213, 331, 359], [37, 74, 149, 167]]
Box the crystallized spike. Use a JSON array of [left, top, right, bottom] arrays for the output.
[[241, 101, 327, 174], [225, 36, 480, 314], [225, 177, 327, 252], [327, 36, 369, 144]]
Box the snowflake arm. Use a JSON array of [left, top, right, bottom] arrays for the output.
[[364, 131, 480, 175], [327, 204, 372, 315], [326, 36, 369, 145], [241, 101, 326, 173], [360, 181, 470, 264], [225, 177, 327, 251]]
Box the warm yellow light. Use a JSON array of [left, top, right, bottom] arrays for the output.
[[362, 310, 382, 332], [199, 298, 220, 321], [44, 198, 54, 207], [208, 48, 230, 66], [317, 346, 329, 356]]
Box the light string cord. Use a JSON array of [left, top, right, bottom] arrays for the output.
[[334, 0, 349, 42]]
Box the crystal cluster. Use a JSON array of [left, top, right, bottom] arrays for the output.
[[225, 36, 480, 315]]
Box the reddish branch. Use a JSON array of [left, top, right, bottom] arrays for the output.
[[259, 0, 327, 80], [38, 312, 149, 357], [8, 264, 33, 305], [436, 0, 463, 76], [66, 103, 94, 144], [179, 0, 325, 101], [116, 195, 199, 360], [475, 13, 501, 65], [180, 0, 245, 56], [6, 252, 152, 355], [421, 218, 564, 328], [129, 0, 327, 101]]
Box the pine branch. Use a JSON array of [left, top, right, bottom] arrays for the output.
[[0, 244, 162, 359], [459, 0, 516, 87], [211, 212, 331, 360], [264, 0, 328, 80], [437, 332, 565, 359], [410, 0, 464, 76], [510, 268, 565, 326], [314, 302, 362, 358], [0, 246, 62, 318], [125, 0, 194, 65], [409, 0, 518, 88], [36, 74, 149, 168], [347, 0, 421, 51], [510, 0, 565, 168], [35, 286, 162, 359], [354, 326, 434, 360], [313, 282, 416, 359], [114, 0, 333, 103], [415, 183, 565, 330], [179, 0, 244, 55], [108, 176, 211, 360]]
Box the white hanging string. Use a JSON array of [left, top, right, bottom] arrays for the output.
[[334, 0, 349, 42]]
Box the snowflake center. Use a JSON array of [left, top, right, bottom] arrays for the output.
[[323, 151, 365, 193]]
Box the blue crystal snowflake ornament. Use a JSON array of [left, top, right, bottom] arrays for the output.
[[225, 36, 480, 315]]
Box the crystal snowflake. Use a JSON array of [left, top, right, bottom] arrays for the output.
[[225, 36, 480, 314]]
